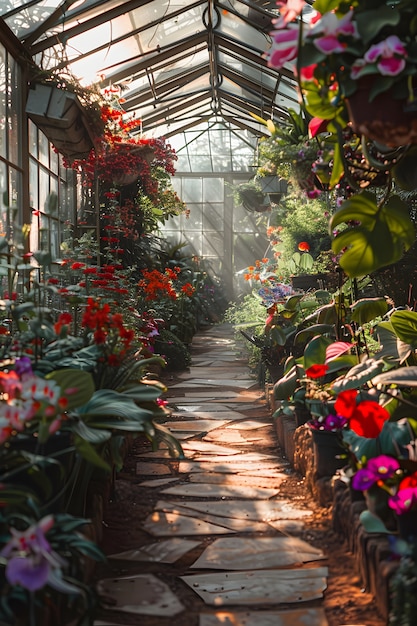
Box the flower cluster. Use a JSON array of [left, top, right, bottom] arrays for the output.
[[0, 357, 73, 444], [351, 454, 417, 517], [0, 515, 66, 592], [81, 297, 135, 365], [68, 105, 177, 195], [268, 0, 417, 115], [137, 266, 196, 312], [258, 283, 294, 307]]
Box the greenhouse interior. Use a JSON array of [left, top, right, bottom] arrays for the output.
[[1, 1, 417, 625]]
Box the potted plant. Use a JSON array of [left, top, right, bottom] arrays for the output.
[[269, 0, 417, 147], [267, 0, 417, 281], [26, 68, 105, 161], [230, 180, 271, 212]]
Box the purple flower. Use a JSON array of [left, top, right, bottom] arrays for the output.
[[13, 356, 33, 377], [0, 516, 66, 592], [351, 455, 400, 492], [322, 414, 348, 430], [389, 487, 417, 515]]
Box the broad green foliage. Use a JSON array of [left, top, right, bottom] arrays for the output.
[[330, 192, 415, 277]]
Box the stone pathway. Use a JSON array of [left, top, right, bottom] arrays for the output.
[[94, 324, 329, 626]]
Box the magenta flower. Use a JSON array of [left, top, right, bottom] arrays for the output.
[[364, 35, 407, 76], [274, 0, 306, 27], [308, 10, 358, 55], [268, 24, 300, 69], [351, 455, 400, 491], [389, 487, 417, 515], [0, 516, 66, 592]]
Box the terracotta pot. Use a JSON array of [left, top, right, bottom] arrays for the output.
[[346, 81, 417, 147]]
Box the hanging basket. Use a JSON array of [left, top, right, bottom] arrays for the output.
[[26, 83, 96, 160], [99, 143, 155, 186], [346, 81, 417, 147]]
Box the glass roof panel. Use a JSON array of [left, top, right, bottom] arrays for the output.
[[3, 0, 300, 172]]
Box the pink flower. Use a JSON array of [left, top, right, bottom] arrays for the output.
[[274, 0, 306, 27], [308, 10, 358, 55], [364, 35, 407, 76], [268, 24, 300, 69]]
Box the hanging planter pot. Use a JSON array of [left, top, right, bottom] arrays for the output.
[[26, 83, 96, 160], [346, 80, 417, 148], [98, 143, 155, 187]]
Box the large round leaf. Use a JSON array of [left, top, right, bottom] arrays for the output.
[[390, 310, 417, 348], [47, 368, 95, 409], [350, 297, 388, 325], [330, 192, 414, 278], [372, 366, 417, 387], [331, 359, 386, 393], [303, 335, 332, 369]]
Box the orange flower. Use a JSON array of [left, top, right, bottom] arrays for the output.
[[298, 241, 310, 252]]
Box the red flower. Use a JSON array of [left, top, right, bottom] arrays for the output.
[[298, 241, 310, 252], [335, 390, 390, 438], [305, 364, 328, 379]]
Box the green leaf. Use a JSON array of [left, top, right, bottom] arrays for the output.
[[342, 418, 414, 460], [295, 324, 335, 344], [71, 420, 111, 443], [356, 6, 400, 46], [303, 335, 332, 369], [359, 510, 390, 534], [331, 359, 387, 393], [372, 366, 417, 387], [273, 365, 301, 400], [73, 435, 111, 471], [390, 310, 417, 348], [312, 0, 341, 13], [329, 140, 344, 188], [350, 297, 388, 325], [269, 325, 288, 346], [374, 322, 412, 363], [33, 250, 52, 267], [121, 384, 163, 401], [330, 192, 414, 277], [284, 294, 304, 311], [46, 369, 95, 409]]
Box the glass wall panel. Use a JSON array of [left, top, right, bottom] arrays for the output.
[[0, 44, 6, 159]]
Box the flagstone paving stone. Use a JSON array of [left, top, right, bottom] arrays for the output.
[[97, 574, 185, 616], [174, 410, 252, 420], [135, 462, 172, 476], [147, 501, 274, 534], [177, 460, 287, 474], [187, 472, 286, 489], [203, 430, 265, 444], [180, 440, 242, 454], [108, 538, 201, 563], [198, 608, 329, 626], [161, 483, 280, 499], [162, 419, 230, 432], [190, 537, 324, 570], [225, 420, 270, 430], [94, 324, 341, 626], [142, 510, 237, 536], [181, 567, 328, 606], [167, 499, 313, 522], [138, 477, 182, 487], [170, 379, 257, 389]]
